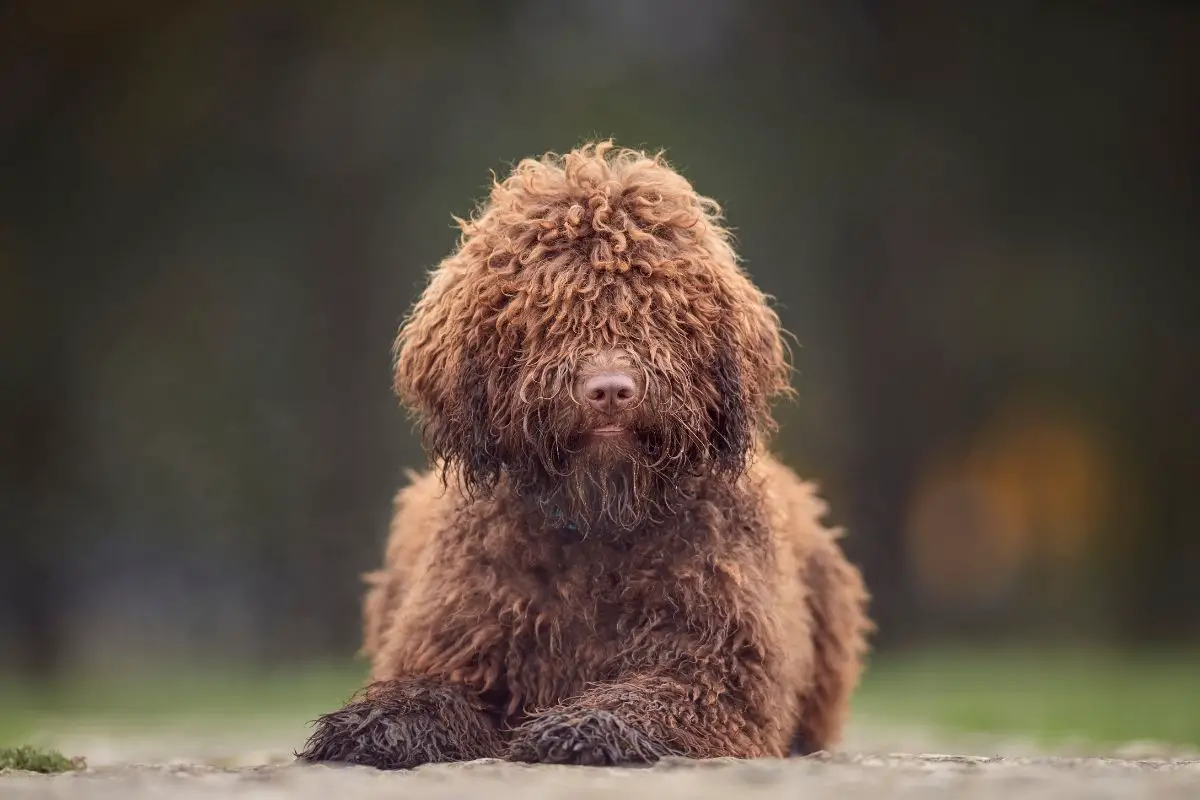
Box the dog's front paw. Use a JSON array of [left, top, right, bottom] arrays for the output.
[[296, 682, 501, 770], [296, 699, 441, 769], [507, 708, 679, 766]]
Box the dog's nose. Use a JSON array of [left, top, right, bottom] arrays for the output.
[[582, 373, 637, 414]]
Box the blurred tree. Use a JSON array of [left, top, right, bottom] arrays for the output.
[[0, 0, 1196, 674]]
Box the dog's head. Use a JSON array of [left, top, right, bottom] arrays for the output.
[[393, 142, 792, 530]]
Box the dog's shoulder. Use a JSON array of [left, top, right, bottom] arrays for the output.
[[381, 467, 457, 567], [750, 450, 842, 551]]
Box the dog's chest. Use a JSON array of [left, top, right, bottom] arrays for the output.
[[486, 534, 708, 713]]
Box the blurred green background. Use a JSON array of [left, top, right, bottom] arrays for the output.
[[2, 1, 1197, 750]]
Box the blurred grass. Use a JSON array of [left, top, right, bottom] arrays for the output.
[[852, 647, 1200, 749], [0, 745, 81, 773], [1, 648, 1197, 749], [0, 662, 367, 746]]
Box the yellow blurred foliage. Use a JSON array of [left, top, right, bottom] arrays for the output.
[[907, 396, 1114, 602]]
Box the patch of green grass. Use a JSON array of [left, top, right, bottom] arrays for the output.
[[0, 661, 366, 746], [2, 648, 1198, 751], [853, 646, 1200, 748], [0, 745, 82, 773]]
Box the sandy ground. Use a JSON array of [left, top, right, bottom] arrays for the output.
[[4, 720, 1198, 799]]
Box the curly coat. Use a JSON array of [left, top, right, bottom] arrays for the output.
[[298, 142, 872, 768]]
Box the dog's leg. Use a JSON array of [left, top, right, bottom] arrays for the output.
[[506, 673, 777, 766], [296, 678, 503, 769], [789, 538, 871, 755]]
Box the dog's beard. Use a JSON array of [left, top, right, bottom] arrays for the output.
[[506, 425, 703, 534]]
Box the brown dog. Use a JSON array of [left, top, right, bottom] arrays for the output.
[[297, 142, 872, 768]]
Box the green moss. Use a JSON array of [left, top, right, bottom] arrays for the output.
[[0, 745, 83, 773]]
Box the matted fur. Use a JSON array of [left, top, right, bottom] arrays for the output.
[[298, 142, 872, 769]]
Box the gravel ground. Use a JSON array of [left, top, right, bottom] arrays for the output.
[[4, 722, 1198, 799], [5, 753, 1200, 800]]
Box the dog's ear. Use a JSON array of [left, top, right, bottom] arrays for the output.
[[393, 266, 462, 419], [739, 298, 792, 410], [449, 346, 505, 494], [392, 264, 506, 495], [718, 270, 793, 424], [408, 343, 505, 497], [709, 349, 753, 475]]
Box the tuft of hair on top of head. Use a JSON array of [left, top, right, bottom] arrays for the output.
[[462, 139, 737, 279]]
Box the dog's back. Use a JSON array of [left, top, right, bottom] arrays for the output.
[[361, 468, 452, 663]]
